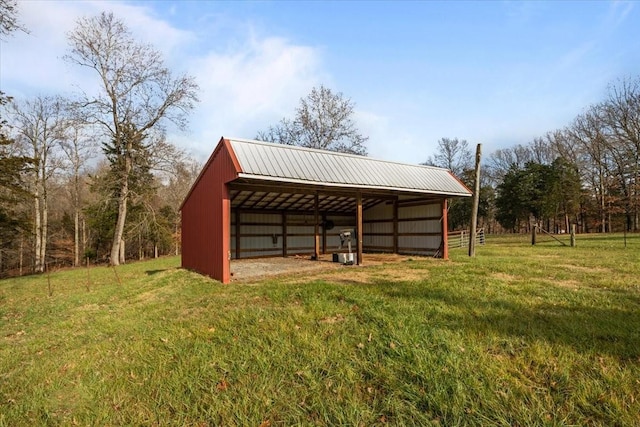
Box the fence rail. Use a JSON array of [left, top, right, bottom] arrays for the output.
[[448, 228, 485, 249]]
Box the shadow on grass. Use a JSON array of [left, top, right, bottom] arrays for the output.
[[373, 279, 640, 359]]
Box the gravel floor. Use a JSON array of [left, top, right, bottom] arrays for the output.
[[229, 253, 414, 282]]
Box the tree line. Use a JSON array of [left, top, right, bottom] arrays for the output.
[[428, 76, 640, 235]]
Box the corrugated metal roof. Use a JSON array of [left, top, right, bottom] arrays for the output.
[[228, 138, 472, 197]]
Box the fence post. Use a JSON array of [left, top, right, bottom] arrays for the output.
[[531, 225, 537, 246]]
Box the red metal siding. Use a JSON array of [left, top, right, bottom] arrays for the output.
[[181, 138, 240, 283]]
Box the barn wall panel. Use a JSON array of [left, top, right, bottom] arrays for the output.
[[391, 200, 444, 256], [241, 225, 282, 235], [364, 201, 393, 220], [242, 212, 281, 224], [363, 235, 393, 251], [398, 203, 440, 219], [181, 140, 239, 283], [364, 222, 393, 234], [398, 220, 441, 234]]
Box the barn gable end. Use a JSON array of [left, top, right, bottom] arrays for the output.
[[181, 139, 240, 283]]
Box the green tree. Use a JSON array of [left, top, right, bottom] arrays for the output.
[[0, 93, 33, 250]]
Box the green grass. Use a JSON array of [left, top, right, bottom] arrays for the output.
[[1, 234, 639, 426]]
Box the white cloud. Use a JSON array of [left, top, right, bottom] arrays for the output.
[[2, 1, 327, 162], [183, 35, 325, 158], [1, 1, 195, 97]]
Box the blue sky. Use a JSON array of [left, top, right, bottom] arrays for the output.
[[1, 1, 638, 164]]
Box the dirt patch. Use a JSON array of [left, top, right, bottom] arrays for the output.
[[231, 253, 427, 283]]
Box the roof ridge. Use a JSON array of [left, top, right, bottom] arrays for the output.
[[225, 137, 451, 172]]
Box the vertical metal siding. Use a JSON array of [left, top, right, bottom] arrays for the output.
[[181, 140, 239, 283], [395, 201, 443, 256], [362, 201, 394, 252]]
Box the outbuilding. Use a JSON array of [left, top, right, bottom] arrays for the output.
[[181, 137, 472, 283]]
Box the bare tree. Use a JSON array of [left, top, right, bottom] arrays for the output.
[[0, 0, 27, 38], [565, 109, 610, 232], [423, 137, 472, 177], [58, 111, 96, 266], [10, 96, 65, 273], [257, 85, 368, 155], [65, 11, 199, 266], [599, 77, 640, 231]]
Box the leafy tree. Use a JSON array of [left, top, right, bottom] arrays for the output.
[[447, 167, 495, 230], [495, 165, 529, 231], [549, 157, 582, 232], [0, 93, 33, 256], [65, 11, 199, 266], [257, 85, 368, 155], [0, 2, 31, 274]]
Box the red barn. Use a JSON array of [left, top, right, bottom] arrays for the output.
[[181, 137, 471, 283]]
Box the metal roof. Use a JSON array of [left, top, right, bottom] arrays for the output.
[[228, 138, 472, 197]]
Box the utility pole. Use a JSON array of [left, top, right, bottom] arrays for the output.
[[469, 143, 482, 257]]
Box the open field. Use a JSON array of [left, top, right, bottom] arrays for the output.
[[1, 233, 639, 425]]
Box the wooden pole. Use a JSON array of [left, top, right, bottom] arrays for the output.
[[314, 192, 320, 260], [321, 214, 327, 255], [392, 199, 398, 253], [469, 143, 482, 257], [442, 199, 449, 260], [531, 224, 537, 246], [570, 224, 576, 247], [356, 192, 363, 265], [282, 211, 287, 257]]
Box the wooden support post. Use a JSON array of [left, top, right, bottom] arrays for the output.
[[314, 192, 320, 260], [531, 224, 537, 246], [393, 198, 399, 253], [570, 224, 576, 247], [235, 209, 241, 260], [442, 199, 449, 260], [221, 185, 231, 284], [469, 143, 482, 257], [321, 213, 327, 255], [356, 192, 363, 265], [282, 211, 287, 257]]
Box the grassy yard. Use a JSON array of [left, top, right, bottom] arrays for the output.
[[1, 234, 639, 426]]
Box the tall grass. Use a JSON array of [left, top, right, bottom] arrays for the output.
[[1, 234, 639, 425]]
